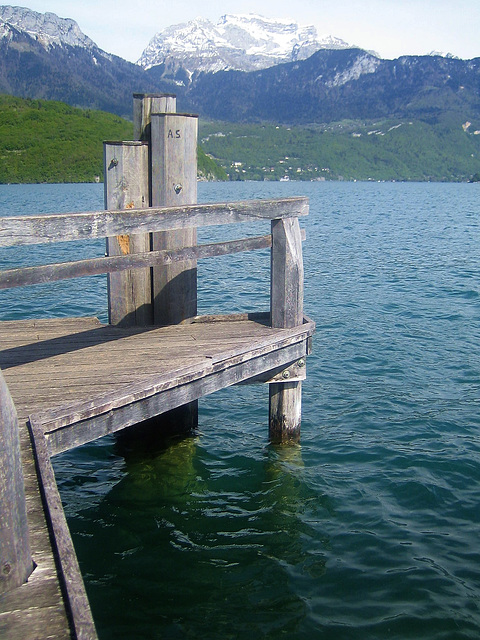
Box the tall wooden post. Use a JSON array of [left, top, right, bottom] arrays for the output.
[[105, 94, 178, 327], [150, 113, 198, 324], [105, 141, 151, 326], [269, 217, 304, 443], [133, 95, 199, 429], [0, 370, 33, 594], [133, 93, 176, 141]]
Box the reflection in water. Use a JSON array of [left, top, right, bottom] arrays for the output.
[[56, 424, 331, 639]]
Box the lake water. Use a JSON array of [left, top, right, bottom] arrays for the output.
[[1, 181, 480, 639]]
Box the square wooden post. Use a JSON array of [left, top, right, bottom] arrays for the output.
[[133, 93, 177, 141], [269, 217, 304, 443], [0, 370, 33, 594], [104, 141, 151, 326]]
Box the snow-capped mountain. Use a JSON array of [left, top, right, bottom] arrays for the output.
[[138, 14, 352, 76], [0, 5, 96, 50], [1, 5, 479, 129]]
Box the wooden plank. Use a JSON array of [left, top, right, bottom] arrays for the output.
[[104, 141, 152, 326], [0, 315, 312, 409], [0, 370, 33, 594], [269, 217, 305, 443], [27, 419, 98, 639], [0, 234, 273, 290], [0, 197, 308, 247], [17, 319, 314, 432], [0, 407, 73, 640], [239, 358, 307, 384]]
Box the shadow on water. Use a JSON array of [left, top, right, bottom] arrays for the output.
[[56, 419, 332, 640]]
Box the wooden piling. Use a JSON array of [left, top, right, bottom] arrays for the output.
[[133, 93, 176, 141], [132, 95, 199, 429], [0, 369, 33, 595], [150, 113, 198, 325], [269, 217, 304, 443], [104, 141, 151, 326]]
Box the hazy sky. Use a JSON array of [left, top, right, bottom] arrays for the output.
[[19, 0, 480, 63]]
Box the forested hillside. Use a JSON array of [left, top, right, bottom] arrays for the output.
[[200, 114, 480, 182], [0, 95, 227, 183]]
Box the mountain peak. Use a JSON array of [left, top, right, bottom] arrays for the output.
[[137, 14, 352, 75], [0, 5, 96, 50]]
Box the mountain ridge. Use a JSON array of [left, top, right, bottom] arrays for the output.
[[138, 13, 353, 77], [0, 5, 97, 51], [0, 5, 479, 139], [183, 48, 480, 124]]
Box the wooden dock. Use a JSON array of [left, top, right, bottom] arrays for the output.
[[0, 94, 314, 639]]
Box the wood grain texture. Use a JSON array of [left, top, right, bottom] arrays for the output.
[[28, 418, 98, 639], [0, 198, 308, 247], [269, 217, 305, 442], [0, 420, 74, 639], [0, 370, 33, 594], [133, 93, 176, 140], [150, 113, 198, 324], [0, 315, 314, 456], [104, 141, 152, 326], [0, 234, 274, 291]]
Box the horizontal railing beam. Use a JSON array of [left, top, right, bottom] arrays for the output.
[[0, 233, 294, 290], [0, 197, 308, 248]]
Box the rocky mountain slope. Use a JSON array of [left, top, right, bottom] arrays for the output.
[[0, 5, 95, 49], [184, 48, 480, 123], [0, 5, 160, 118]]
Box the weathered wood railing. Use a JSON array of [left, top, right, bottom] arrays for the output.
[[0, 196, 308, 433], [0, 197, 307, 338], [0, 374, 33, 595]]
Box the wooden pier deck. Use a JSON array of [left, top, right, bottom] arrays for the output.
[[0, 197, 313, 639], [1, 313, 314, 456], [0, 312, 313, 639], [0, 94, 314, 639]]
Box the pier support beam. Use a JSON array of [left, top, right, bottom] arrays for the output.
[[269, 217, 304, 443], [0, 369, 33, 594]]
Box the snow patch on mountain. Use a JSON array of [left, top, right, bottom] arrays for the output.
[[138, 14, 352, 74], [0, 5, 96, 50]]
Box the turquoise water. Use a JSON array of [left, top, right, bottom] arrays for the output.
[[1, 182, 480, 639]]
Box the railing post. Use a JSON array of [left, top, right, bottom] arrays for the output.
[[0, 370, 33, 594], [269, 217, 304, 443]]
